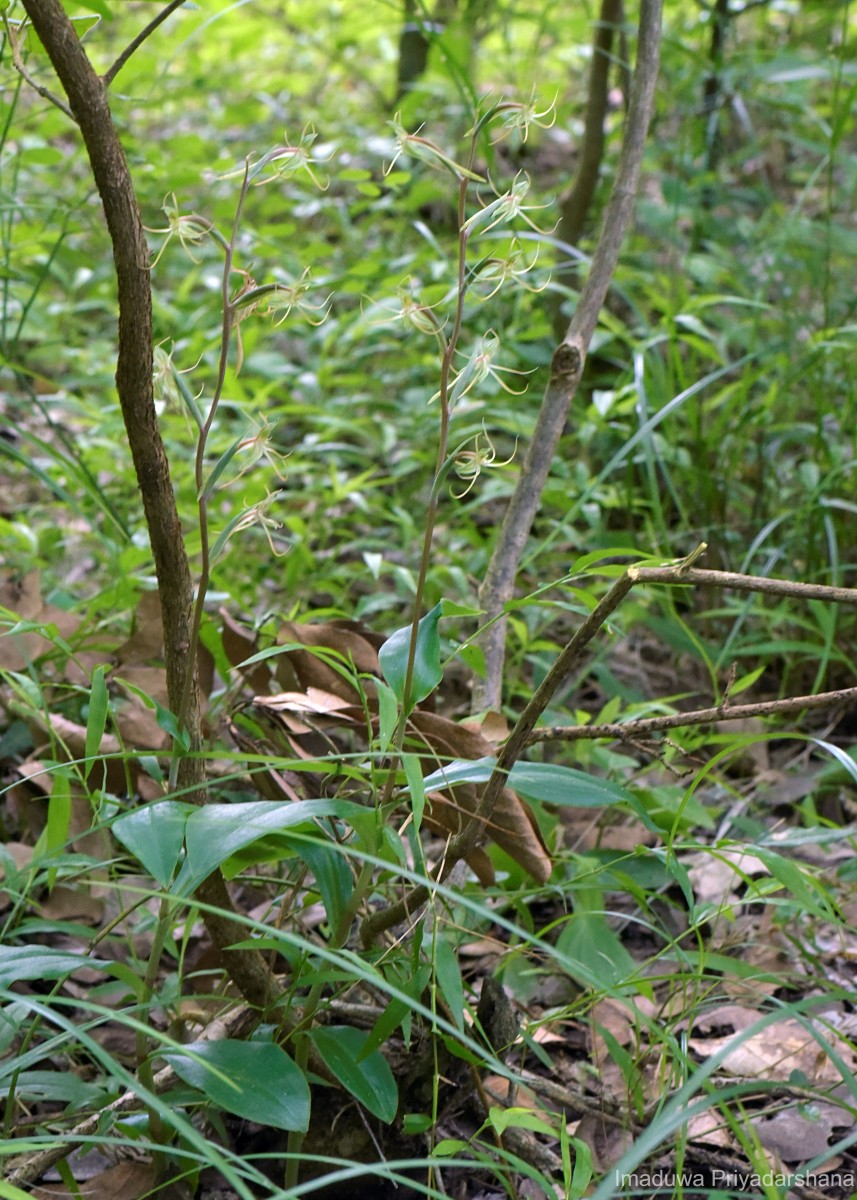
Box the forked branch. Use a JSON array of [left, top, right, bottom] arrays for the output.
[[362, 555, 857, 945]]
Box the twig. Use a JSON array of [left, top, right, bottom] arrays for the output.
[[527, 686, 857, 745], [361, 554, 857, 945], [630, 564, 857, 604], [550, 0, 624, 338], [103, 0, 186, 87], [3, 15, 73, 119], [475, 0, 663, 711]]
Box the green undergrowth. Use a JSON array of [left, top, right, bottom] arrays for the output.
[[2, 2, 857, 1198]]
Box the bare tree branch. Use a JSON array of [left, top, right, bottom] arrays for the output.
[[475, 0, 663, 712], [363, 554, 857, 945], [550, 0, 624, 338], [103, 0, 186, 88], [527, 686, 857, 745], [3, 14, 73, 118]]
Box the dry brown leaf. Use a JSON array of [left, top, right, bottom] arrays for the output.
[[482, 1076, 556, 1126], [113, 665, 172, 749], [0, 570, 80, 669], [220, 607, 280, 693], [409, 711, 552, 884], [685, 848, 769, 907], [254, 686, 360, 734], [0, 842, 33, 913], [29, 1160, 161, 1200], [276, 620, 380, 701], [39, 885, 104, 924], [752, 1098, 855, 1163], [689, 1008, 857, 1084], [465, 710, 509, 744], [574, 1113, 633, 1172], [686, 1109, 733, 1148], [114, 589, 164, 664]]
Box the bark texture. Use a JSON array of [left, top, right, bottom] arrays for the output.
[[20, 0, 277, 1010]]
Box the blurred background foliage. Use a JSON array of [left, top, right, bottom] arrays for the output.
[[2, 0, 857, 708]]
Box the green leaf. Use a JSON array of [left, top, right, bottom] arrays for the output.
[[294, 836, 353, 930], [173, 798, 366, 894], [199, 426, 253, 499], [374, 679, 399, 753], [753, 848, 834, 919], [815, 738, 857, 784], [568, 1134, 593, 1198], [420, 757, 635, 808], [379, 601, 443, 711], [361, 963, 431, 1059], [0, 1069, 108, 1109], [509, 762, 636, 807], [113, 800, 195, 886], [44, 771, 71, 883], [0, 1181, 37, 1200], [310, 1026, 397, 1123], [488, 1105, 555, 1137], [402, 753, 426, 832], [116, 678, 189, 751], [163, 1040, 309, 1132], [84, 665, 108, 770], [402, 1112, 432, 1134], [0, 947, 109, 988], [556, 913, 638, 989], [434, 936, 464, 1032]]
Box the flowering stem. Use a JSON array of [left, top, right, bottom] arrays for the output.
[[174, 167, 252, 752], [378, 139, 477, 816]]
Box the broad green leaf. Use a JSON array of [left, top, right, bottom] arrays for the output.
[[509, 762, 636, 807], [420, 757, 635, 808], [434, 936, 464, 1032], [569, 1134, 593, 1198], [421, 755, 494, 792], [0, 1182, 36, 1200], [440, 599, 482, 618], [815, 738, 857, 784], [753, 848, 834, 918], [113, 800, 195, 886], [310, 1025, 397, 1123], [0, 947, 109, 988], [379, 601, 442, 711], [457, 640, 486, 678], [84, 665, 108, 769], [294, 836, 353, 930], [374, 679, 399, 753], [488, 1105, 555, 1137], [116, 678, 190, 751], [556, 913, 637, 989], [163, 1040, 309, 1132], [173, 799, 366, 894], [402, 1113, 433, 1134], [199, 425, 253, 499], [0, 1070, 108, 1109], [402, 753, 425, 832], [361, 963, 431, 1059], [44, 771, 71, 885]]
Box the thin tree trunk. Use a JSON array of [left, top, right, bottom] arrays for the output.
[[474, 0, 663, 713], [551, 0, 624, 340], [394, 0, 431, 103], [20, 0, 278, 1011]]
